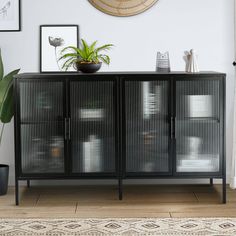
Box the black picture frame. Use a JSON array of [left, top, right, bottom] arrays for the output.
[[40, 24, 79, 73], [0, 0, 21, 32]]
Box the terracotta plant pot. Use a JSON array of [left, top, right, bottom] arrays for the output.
[[76, 62, 102, 73]]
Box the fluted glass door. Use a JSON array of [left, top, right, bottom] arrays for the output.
[[19, 81, 65, 174], [70, 80, 116, 174], [175, 79, 221, 173], [125, 79, 170, 174]]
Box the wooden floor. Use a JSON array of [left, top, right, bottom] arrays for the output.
[[0, 184, 236, 218]]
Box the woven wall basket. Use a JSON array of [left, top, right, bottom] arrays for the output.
[[88, 0, 158, 17]]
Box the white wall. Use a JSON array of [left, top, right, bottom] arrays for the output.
[[0, 0, 234, 185]]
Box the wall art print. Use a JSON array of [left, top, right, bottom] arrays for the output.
[[40, 25, 79, 73], [0, 0, 20, 31]]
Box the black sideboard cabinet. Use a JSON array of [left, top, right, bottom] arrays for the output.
[[14, 72, 226, 205]]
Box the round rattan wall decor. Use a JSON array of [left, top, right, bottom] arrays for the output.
[[88, 0, 158, 17]]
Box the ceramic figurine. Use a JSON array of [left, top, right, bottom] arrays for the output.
[[185, 49, 199, 73], [156, 51, 171, 72]]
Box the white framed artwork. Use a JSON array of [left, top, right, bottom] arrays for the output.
[[0, 0, 21, 31], [40, 25, 79, 72]]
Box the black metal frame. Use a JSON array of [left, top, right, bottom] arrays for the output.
[[0, 0, 21, 32], [14, 72, 226, 205]]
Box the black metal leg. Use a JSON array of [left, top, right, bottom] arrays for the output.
[[118, 178, 123, 200], [222, 177, 226, 204], [210, 178, 213, 186], [15, 179, 19, 206], [27, 180, 30, 188]]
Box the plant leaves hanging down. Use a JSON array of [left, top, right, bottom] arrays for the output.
[[0, 49, 20, 122], [0, 68, 20, 123], [0, 50, 4, 81]]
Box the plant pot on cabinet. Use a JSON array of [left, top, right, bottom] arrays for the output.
[[0, 164, 9, 195], [75, 62, 102, 73]]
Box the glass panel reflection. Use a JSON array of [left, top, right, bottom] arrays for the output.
[[142, 81, 162, 119], [176, 80, 220, 172], [125, 80, 169, 173], [70, 81, 116, 173], [21, 122, 64, 173], [20, 82, 63, 122], [82, 135, 103, 172]]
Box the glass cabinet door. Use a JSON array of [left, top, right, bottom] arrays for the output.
[[175, 79, 221, 173], [125, 80, 170, 174], [70, 81, 116, 174], [19, 81, 65, 174]]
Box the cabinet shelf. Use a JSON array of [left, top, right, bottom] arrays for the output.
[[126, 115, 169, 121], [177, 117, 220, 123], [23, 163, 64, 174], [72, 120, 112, 124], [20, 120, 64, 125]]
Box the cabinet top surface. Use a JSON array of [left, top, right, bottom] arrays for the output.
[[15, 71, 226, 79]]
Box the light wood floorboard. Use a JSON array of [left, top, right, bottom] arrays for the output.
[[0, 185, 235, 218]]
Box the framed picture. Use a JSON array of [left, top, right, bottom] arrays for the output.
[[40, 25, 79, 73], [0, 0, 21, 32]]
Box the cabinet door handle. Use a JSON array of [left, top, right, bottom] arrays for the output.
[[171, 117, 176, 139], [68, 118, 71, 140], [173, 117, 176, 139], [64, 118, 67, 140]]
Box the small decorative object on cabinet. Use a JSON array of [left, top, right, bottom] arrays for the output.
[[60, 39, 113, 73], [14, 72, 226, 205], [89, 0, 158, 17], [40, 25, 79, 72], [156, 52, 171, 72], [0, 0, 21, 32], [185, 49, 199, 73]]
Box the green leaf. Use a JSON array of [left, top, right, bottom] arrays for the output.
[[62, 57, 76, 67], [0, 69, 20, 104], [0, 49, 4, 81], [0, 69, 20, 122], [62, 58, 77, 71], [0, 86, 13, 123], [81, 39, 90, 58], [90, 41, 97, 52], [87, 51, 96, 61], [96, 44, 113, 53], [61, 46, 80, 55], [58, 53, 79, 61], [98, 55, 110, 65]]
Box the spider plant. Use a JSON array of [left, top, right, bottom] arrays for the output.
[[59, 39, 113, 71], [0, 50, 20, 145]]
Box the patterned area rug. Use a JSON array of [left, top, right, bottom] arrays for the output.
[[0, 218, 236, 235]]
